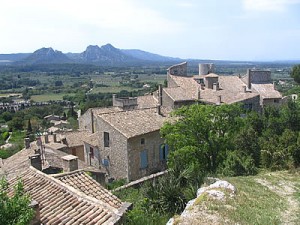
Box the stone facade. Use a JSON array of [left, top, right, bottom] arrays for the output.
[[246, 69, 271, 88], [78, 108, 94, 132], [127, 131, 166, 181], [167, 62, 187, 76], [96, 118, 129, 180]]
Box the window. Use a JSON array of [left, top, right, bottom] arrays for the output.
[[140, 150, 148, 169], [159, 144, 169, 161], [243, 103, 252, 110], [102, 159, 109, 167], [141, 138, 145, 145], [274, 99, 279, 103], [104, 132, 110, 147], [89, 147, 94, 159]]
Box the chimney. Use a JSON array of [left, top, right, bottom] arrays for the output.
[[243, 85, 247, 93], [53, 134, 57, 143], [216, 95, 222, 105], [24, 138, 30, 149], [273, 81, 276, 89], [158, 84, 163, 106], [213, 82, 219, 91], [29, 200, 40, 225], [44, 135, 49, 144], [91, 109, 94, 133], [156, 105, 162, 115], [29, 154, 42, 171], [112, 94, 117, 106], [247, 69, 251, 89], [61, 155, 78, 172]]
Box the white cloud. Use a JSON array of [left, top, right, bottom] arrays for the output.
[[176, 1, 195, 8], [243, 0, 300, 12], [0, 0, 184, 52]]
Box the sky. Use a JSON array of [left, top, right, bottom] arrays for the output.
[[0, 0, 300, 61]]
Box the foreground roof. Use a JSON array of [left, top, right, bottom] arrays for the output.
[[53, 170, 124, 209], [8, 167, 130, 225], [0, 143, 101, 179]]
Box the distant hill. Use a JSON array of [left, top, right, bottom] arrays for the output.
[[18, 47, 72, 64], [121, 49, 180, 62], [0, 53, 30, 64], [1, 44, 182, 66], [77, 44, 139, 65]]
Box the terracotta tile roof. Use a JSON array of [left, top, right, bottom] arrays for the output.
[[91, 107, 124, 116], [0, 148, 35, 179], [164, 87, 194, 101], [53, 170, 123, 209], [205, 73, 219, 78], [137, 95, 158, 108], [98, 108, 168, 138], [61, 130, 92, 147], [8, 167, 130, 224], [251, 83, 282, 99], [1, 144, 102, 179], [84, 132, 101, 147], [168, 74, 260, 104]]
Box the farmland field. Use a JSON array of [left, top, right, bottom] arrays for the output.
[[31, 93, 74, 102]]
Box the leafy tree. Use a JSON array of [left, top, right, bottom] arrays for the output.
[[0, 178, 34, 225], [161, 104, 243, 175], [27, 119, 32, 133], [291, 64, 300, 84], [8, 116, 24, 131]]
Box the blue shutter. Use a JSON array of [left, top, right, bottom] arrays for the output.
[[165, 144, 169, 160], [102, 159, 109, 167], [140, 150, 148, 169], [159, 145, 164, 161]]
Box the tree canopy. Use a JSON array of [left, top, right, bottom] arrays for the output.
[[0, 178, 34, 225], [291, 64, 300, 84], [161, 100, 300, 177]]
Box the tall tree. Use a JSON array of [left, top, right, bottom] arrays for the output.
[[161, 104, 243, 174], [291, 64, 300, 84]]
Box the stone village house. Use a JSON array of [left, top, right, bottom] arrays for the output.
[[39, 62, 283, 183], [79, 98, 170, 182]]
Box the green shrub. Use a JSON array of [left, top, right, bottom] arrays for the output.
[[221, 150, 257, 176], [2, 131, 9, 141]]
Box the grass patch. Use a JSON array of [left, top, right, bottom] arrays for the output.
[[91, 86, 142, 93], [0, 131, 25, 159], [31, 93, 73, 102], [224, 176, 284, 224]]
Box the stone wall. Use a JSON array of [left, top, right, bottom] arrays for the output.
[[240, 95, 261, 112], [246, 69, 271, 88], [162, 90, 175, 108], [199, 63, 215, 75], [78, 108, 94, 132], [167, 62, 187, 76], [167, 74, 179, 88], [71, 146, 85, 162], [127, 131, 166, 181], [96, 118, 129, 181], [262, 98, 281, 107], [83, 142, 101, 168]]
